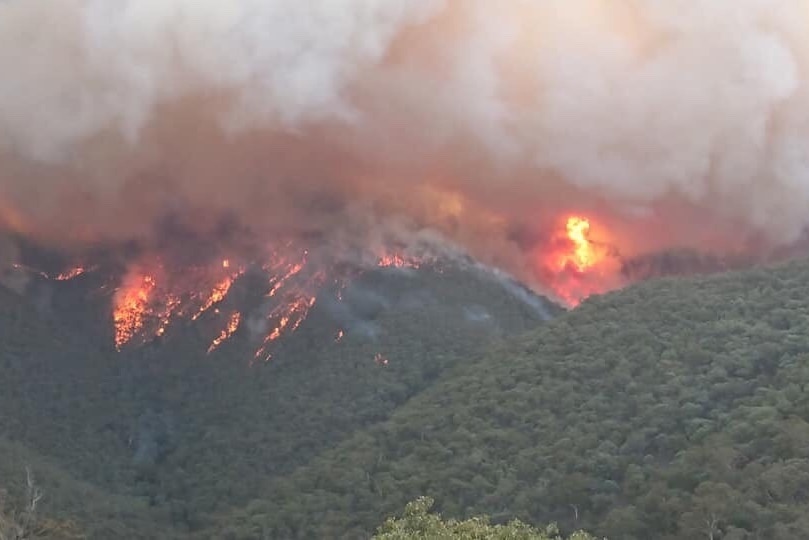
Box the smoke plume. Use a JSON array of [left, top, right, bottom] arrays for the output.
[[2, 0, 809, 300]]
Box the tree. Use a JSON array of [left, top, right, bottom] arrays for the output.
[[0, 469, 82, 540], [373, 497, 600, 540], [0, 467, 42, 540]]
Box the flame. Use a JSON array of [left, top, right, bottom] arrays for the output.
[[252, 249, 328, 363], [377, 254, 421, 268], [49, 241, 432, 358], [562, 216, 597, 271], [155, 294, 182, 337], [109, 256, 247, 349], [542, 214, 616, 307], [105, 245, 329, 357], [192, 273, 239, 321], [55, 266, 91, 281], [266, 261, 305, 297], [113, 271, 157, 349], [8, 263, 95, 282], [208, 311, 241, 353], [255, 294, 319, 362]]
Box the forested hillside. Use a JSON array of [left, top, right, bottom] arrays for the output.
[[6, 257, 809, 538], [0, 264, 556, 538], [215, 258, 809, 540]]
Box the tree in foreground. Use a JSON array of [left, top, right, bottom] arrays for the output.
[[0, 468, 82, 540], [373, 497, 602, 540]]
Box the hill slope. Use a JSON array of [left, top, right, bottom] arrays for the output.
[[219, 259, 809, 540], [0, 263, 557, 536]]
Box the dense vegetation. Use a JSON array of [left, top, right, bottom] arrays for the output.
[[214, 258, 809, 539], [5, 256, 809, 538], [372, 497, 597, 540], [0, 264, 553, 538]]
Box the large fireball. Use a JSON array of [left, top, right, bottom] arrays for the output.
[[539, 215, 619, 306]]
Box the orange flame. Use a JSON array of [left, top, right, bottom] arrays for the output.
[[377, 254, 420, 268], [109, 256, 247, 349], [542, 214, 616, 307], [113, 272, 156, 349], [101, 243, 431, 357], [192, 274, 238, 321], [250, 249, 328, 362], [255, 294, 318, 361], [208, 311, 241, 353], [562, 216, 597, 271], [55, 266, 90, 281], [266, 261, 305, 297]]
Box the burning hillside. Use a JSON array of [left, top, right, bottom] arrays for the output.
[[3, 208, 622, 357], [2, 1, 809, 322], [1, 233, 456, 361]]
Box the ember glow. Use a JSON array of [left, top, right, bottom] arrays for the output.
[[192, 268, 242, 321], [111, 257, 247, 351], [377, 254, 421, 269], [103, 241, 440, 360], [113, 271, 157, 350], [55, 266, 92, 281], [10, 263, 94, 282], [208, 311, 241, 354], [254, 251, 327, 361]]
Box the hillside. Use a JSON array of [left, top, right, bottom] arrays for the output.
[[215, 258, 809, 540], [0, 435, 168, 539], [0, 262, 557, 536]]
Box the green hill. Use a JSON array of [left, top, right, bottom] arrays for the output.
[[214, 258, 809, 540], [7, 255, 809, 539], [0, 435, 168, 539], [0, 263, 556, 537]]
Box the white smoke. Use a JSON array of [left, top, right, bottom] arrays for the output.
[[1, 0, 809, 289]]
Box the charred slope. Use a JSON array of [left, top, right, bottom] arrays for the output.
[[0, 263, 558, 537], [221, 258, 809, 540]]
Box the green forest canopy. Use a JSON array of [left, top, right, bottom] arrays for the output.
[[216, 258, 809, 539], [4, 257, 809, 538]]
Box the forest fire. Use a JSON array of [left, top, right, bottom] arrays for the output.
[[111, 258, 248, 350], [113, 272, 158, 349], [377, 254, 421, 268], [208, 311, 242, 353], [1, 0, 806, 370], [563, 217, 597, 272], [79, 238, 438, 362], [55, 266, 93, 281], [192, 271, 241, 321], [540, 215, 618, 306]]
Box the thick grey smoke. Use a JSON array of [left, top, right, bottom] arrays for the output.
[[2, 0, 809, 299]]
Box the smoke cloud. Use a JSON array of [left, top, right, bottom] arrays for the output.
[[2, 0, 809, 298]]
